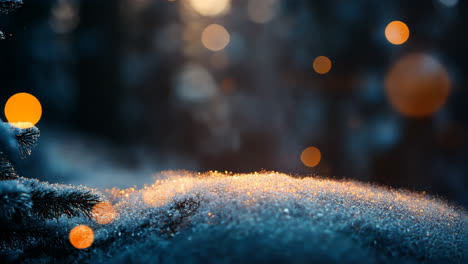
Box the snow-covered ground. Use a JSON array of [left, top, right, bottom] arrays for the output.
[[59, 171, 466, 263]]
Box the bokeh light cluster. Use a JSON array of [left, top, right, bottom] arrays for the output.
[[1, 0, 465, 209], [68, 201, 117, 249]]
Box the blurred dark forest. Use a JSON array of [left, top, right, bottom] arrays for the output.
[[0, 0, 466, 206]]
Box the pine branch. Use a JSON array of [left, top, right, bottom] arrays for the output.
[[30, 188, 101, 219], [0, 181, 31, 220], [19, 177, 103, 219], [0, 157, 19, 181], [0, 0, 23, 14], [0, 221, 49, 249], [0, 180, 99, 253], [0, 122, 18, 159], [14, 126, 40, 158], [0, 124, 39, 180], [0, 120, 103, 255], [0, 217, 69, 256]]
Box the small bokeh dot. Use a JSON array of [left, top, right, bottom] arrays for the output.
[[313, 56, 332, 74]]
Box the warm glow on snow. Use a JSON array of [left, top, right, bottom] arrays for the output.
[[4, 93, 42, 128], [385, 21, 410, 45], [69, 225, 94, 249], [104, 171, 461, 223], [142, 176, 196, 206], [96, 171, 466, 263], [92, 202, 117, 224], [313, 56, 332, 74], [201, 24, 230, 52]]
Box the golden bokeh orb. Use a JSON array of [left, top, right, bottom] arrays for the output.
[[189, 0, 230, 17], [69, 225, 94, 249], [201, 24, 230, 52], [301, 147, 322, 167], [313, 56, 332, 75], [92, 202, 117, 225], [4, 93, 42, 128], [385, 21, 410, 45], [385, 53, 451, 118]]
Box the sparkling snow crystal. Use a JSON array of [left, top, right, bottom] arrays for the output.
[[68, 171, 467, 263]]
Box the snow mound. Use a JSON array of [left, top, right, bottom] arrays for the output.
[[67, 171, 466, 263]]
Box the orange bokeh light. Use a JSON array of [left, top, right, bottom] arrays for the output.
[[92, 202, 117, 224], [385, 53, 451, 118], [201, 24, 230, 52], [4, 93, 42, 128], [385, 21, 410, 45], [313, 56, 332, 74], [69, 225, 94, 249], [301, 147, 322, 167]]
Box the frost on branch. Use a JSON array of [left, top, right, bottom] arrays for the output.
[[0, 180, 31, 220], [0, 121, 102, 255], [25, 178, 101, 219], [0, 157, 19, 181], [14, 126, 40, 158], [0, 123, 39, 180], [0, 0, 23, 14]]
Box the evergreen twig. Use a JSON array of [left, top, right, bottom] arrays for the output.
[[0, 0, 23, 14], [0, 121, 102, 255], [0, 157, 18, 181], [14, 126, 40, 158], [0, 181, 31, 220], [30, 187, 101, 219]]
